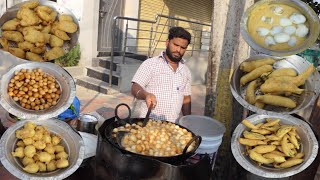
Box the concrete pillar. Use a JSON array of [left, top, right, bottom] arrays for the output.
[[205, 0, 254, 179]]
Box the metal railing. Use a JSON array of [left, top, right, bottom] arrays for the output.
[[109, 14, 212, 86]]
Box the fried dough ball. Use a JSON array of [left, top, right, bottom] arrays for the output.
[[0, 37, 9, 51], [12, 147, 24, 158], [51, 135, 61, 145], [59, 15, 73, 22], [47, 160, 57, 171], [23, 163, 39, 174], [44, 47, 65, 60], [24, 29, 45, 43], [26, 52, 44, 62], [38, 151, 52, 164], [42, 134, 52, 144], [49, 35, 63, 47], [2, 18, 20, 31], [22, 156, 35, 166], [57, 20, 78, 33], [23, 138, 34, 146], [16, 140, 25, 147], [44, 144, 55, 154], [24, 122, 36, 130], [36, 161, 47, 172], [18, 41, 35, 51], [24, 145, 36, 158], [56, 151, 68, 159], [54, 145, 65, 153], [2, 31, 24, 42], [9, 47, 26, 59], [34, 140, 46, 150], [56, 158, 69, 169]]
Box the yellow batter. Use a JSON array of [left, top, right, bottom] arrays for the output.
[[247, 3, 308, 51]]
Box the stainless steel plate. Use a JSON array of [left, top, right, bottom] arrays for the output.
[[240, 0, 320, 56], [0, 0, 80, 60], [231, 114, 318, 178], [230, 54, 320, 115], [0, 62, 76, 120], [0, 119, 85, 180]]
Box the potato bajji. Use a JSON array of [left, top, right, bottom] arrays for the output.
[[11, 122, 69, 174], [238, 119, 304, 168]]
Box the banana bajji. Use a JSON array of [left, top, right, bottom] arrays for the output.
[[240, 58, 276, 72], [49, 35, 64, 47], [260, 80, 304, 95], [9, 47, 26, 59], [240, 65, 273, 86], [59, 15, 73, 22], [44, 47, 65, 61], [268, 68, 297, 78], [18, 41, 35, 51], [0, 37, 9, 51], [256, 94, 297, 108], [20, 1, 40, 9], [57, 20, 78, 33], [245, 80, 259, 105], [18, 7, 40, 27], [24, 29, 46, 43], [26, 52, 44, 62]]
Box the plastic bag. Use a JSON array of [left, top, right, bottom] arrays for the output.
[[57, 96, 80, 121]]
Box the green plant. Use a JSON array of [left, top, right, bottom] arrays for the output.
[[55, 44, 81, 67]]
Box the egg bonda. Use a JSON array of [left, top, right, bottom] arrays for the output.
[[11, 121, 69, 174]]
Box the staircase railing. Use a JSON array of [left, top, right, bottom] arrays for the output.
[[109, 14, 211, 87]]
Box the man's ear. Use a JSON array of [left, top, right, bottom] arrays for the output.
[[165, 39, 169, 46]]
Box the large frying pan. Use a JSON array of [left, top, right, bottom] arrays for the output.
[[103, 103, 202, 164]]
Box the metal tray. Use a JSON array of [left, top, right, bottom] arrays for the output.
[[0, 61, 76, 120], [231, 114, 318, 178], [240, 0, 320, 56], [0, 119, 85, 180], [230, 54, 320, 115]]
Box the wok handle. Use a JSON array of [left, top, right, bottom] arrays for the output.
[[181, 135, 202, 160], [114, 103, 131, 125]]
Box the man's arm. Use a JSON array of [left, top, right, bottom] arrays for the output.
[[181, 95, 191, 115], [131, 82, 157, 108]]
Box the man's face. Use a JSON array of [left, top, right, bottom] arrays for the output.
[[165, 38, 189, 63]]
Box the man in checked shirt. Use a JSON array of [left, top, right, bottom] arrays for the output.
[[131, 26, 192, 122]]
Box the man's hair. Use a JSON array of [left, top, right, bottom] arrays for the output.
[[168, 27, 191, 45]]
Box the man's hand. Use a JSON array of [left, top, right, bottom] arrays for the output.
[[146, 93, 157, 109]]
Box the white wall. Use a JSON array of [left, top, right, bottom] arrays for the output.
[[123, 0, 139, 52]]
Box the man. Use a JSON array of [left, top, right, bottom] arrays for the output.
[[131, 26, 192, 122]]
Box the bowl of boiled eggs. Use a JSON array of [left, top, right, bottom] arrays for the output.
[[240, 0, 320, 56]]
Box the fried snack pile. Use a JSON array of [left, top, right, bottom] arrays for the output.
[[8, 68, 61, 110], [112, 120, 195, 157], [239, 119, 304, 168], [12, 122, 69, 174], [0, 0, 78, 61], [240, 58, 315, 109]]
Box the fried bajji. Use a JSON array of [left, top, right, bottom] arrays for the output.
[[240, 58, 276, 72], [24, 29, 46, 43], [59, 15, 73, 22], [239, 138, 267, 146], [26, 52, 44, 62], [49, 35, 64, 47], [256, 94, 297, 108], [260, 80, 304, 95], [18, 41, 35, 51], [57, 20, 78, 33], [52, 29, 70, 40], [245, 80, 259, 105], [9, 47, 26, 59], [30, 46, 46, 54], [44, 47, 65, 60], [242, 119, 258, 130], [268, 68, 297, 78], [249, 150, 274, 164], [2, 18, 20, 31], [2, 31, 24, 42], [0, 37, 9, 51], [35, 6, 54, 22], [240, 65, 273, 86], [18, 7, 40, 26], [20, 1, 40, 9]]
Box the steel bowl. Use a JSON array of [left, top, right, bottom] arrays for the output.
[[0, 119, 85, 180], [231, 114, 318, 178], [0, 0, 80, 60], [230, 54, 320, 115], [0, 62, 76, 120], [240, 0, 320, 56]]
